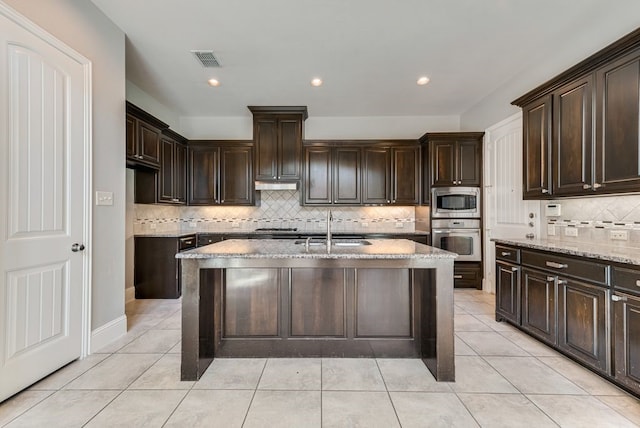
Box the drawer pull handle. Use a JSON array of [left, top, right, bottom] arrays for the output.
[[636, 280, 640, 287], [612, 295, 627, 302], [546, 261, 568, 269], [501, 252, 511, 256], [454, 275, 463, 279]]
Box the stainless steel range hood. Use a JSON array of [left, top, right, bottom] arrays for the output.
[[255, 181, 298, 191]]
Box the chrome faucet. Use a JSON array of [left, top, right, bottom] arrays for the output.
[[326, 210, 333, 252]]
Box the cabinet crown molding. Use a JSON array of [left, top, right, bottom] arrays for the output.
[[248, 105, 308, 120]]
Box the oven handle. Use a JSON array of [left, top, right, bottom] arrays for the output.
[[432, 229, 481, 234]]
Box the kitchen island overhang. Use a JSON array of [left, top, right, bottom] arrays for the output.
[[177, 239, 457, 382]]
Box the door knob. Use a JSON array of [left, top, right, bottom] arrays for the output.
[[71, 243, 85, 252]]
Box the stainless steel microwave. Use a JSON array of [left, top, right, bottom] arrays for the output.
[[432, 187, 481, 218]]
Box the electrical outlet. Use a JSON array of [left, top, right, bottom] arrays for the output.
[[361, 222, 368, 227], [232, 222, 240, 228], [189, 222, 197, 228], [395, 222, 404, 228], [547, 224, 556, 236], [564, 227, 578, 237], [610, 230, 629, 241], [149, 223, 157, 230]]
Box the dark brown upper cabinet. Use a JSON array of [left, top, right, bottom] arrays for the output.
[[188, 141, 254, 206], [303, 141, 419, 206], [513, 28, 640, 199], [595, 48, 640, 193], [552, 77, 593, 197], [522, 96, 552, 198], [303, 145, 361, 205], [249, 106, 308, 182], [126, 101, 168, 169], [362, 143, 420, 205], [158, 129, 187, 205], [419, 132, 483, 188]]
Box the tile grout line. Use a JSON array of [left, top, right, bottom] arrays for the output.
[[373, 359, 403, 427], [240, 358, 268, 428]]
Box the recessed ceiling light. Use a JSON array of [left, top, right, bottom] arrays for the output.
[[417, 76, 430, 86], [207, 78, 220, 87], [311, 78, 323, 87]]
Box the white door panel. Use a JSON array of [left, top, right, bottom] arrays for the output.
[[0, 4, 90, 402], [483, 113, 540, 292]]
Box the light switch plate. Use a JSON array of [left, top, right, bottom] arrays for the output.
[[547, 224, 556, 236], [95, 191, 113, 206]]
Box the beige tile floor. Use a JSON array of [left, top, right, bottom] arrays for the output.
[[1, 289, 639, 427]]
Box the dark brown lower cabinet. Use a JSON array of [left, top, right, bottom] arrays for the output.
[[613, 292, 640, 391], [495, 261, 520, 324], [521, 268, 557, 345], [495, 243, 640, 397], [558, 278, 609, 371], [134, 235, 195, 299]]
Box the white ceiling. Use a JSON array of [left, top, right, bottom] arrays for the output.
[[91, 0, 640, 118]]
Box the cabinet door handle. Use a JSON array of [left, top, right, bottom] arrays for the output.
[[541, 188, 549, 194], [612, 295, 627, 302], [511, 267, 518, 272], [582, 184, 592, 190], [546, 261, 568, 269], [593, 183, 602, 189], [501, 252, 511, 256], [454, 275, 463, 279], [557, 279, 567, 285], [546, 276, 556, 282]]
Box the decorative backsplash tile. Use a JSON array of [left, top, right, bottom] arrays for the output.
[[134, 190, 420, 234], [543, 194, 640, 247]]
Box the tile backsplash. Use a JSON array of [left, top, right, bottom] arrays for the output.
[[543, 194, 640, 247], [134, 191, 427, 234]]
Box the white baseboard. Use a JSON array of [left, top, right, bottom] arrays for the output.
[[125, 286, 135, 303], [90, 315, 127, 353]]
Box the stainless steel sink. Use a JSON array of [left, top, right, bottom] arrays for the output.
[[294, 239, 372, 247]]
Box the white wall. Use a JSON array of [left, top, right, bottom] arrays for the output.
[[180, 114, 460, 140], [126, 80, 182, 133], [459, 2, 640, 131], [4, 0, 126, 331]]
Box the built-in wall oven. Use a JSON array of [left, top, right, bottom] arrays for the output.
[[432, 187, 480, 218], [431, 219, 481, 261]]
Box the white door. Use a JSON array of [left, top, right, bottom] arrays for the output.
[[0, 4, 91, 402], [483, 112, 540, 293]]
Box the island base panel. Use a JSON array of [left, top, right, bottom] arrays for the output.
[[181, 259, 454, 382]]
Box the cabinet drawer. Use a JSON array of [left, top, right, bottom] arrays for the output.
[[496, 245, 520, 263], [521, 250, 609, 285], [178, 235, 197, 250], [454, 263, 482, 289], [612, 266, 640, 296], [197, 234, 223, 247]]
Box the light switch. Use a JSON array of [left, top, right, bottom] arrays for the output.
[[95, 191, 113, 206]]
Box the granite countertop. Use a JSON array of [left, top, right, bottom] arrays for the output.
[[176, 239, 455, 260], [492, 237, 640, 266], [135, 230, 430, 238]]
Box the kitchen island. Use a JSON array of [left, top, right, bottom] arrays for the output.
[[177, 239, 456, 382]]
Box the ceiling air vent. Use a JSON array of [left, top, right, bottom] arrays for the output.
[[192, 50, 221, 68]]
